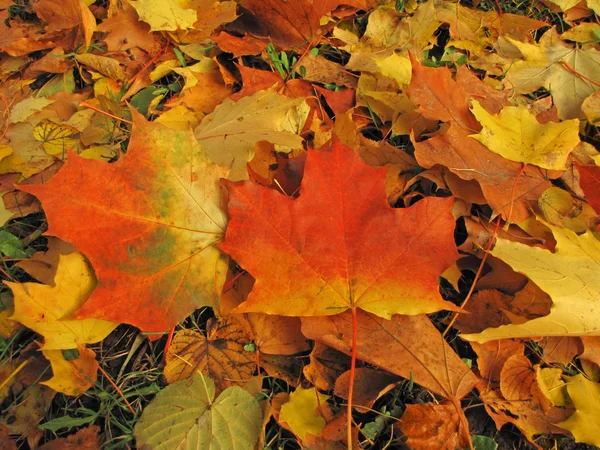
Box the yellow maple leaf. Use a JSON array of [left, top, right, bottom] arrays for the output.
[[41, 347, 99, 396], [9, 250, 117, 350], [130, 0, 197, 31], [279, 387, 329, 441], [557, 374, 600, 446], [469, 100, 580, 170], [463, 223, 600, 342], [194, 89, 306, 181], [503, 28, 600, 120]]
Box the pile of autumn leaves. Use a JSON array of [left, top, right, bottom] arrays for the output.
[[1, 0, 600, 448]]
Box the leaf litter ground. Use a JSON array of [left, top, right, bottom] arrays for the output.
[[1, 0, 600, 449]]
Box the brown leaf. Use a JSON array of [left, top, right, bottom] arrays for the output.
[[239, 0, 320, 48], [212, 32, 268, 57], [471, 339, 524, 383], [97, 1, 162, 53], [396, 402, 471, 450], [32, 0, 96, 51], [303, 342, 350, 391], [540, 336, 582, 366], [580, 337, 600, 366], [334, 368, 398, 413], [454, 290, 512, 334], [500, 354, 535, 401], [246, 313, 309, 355], [302, 310, 478, 400], [37, 426, 101, 450], [164, 315, 255, 392]]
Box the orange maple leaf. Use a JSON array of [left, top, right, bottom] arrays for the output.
[[221, 141, 460, 319]]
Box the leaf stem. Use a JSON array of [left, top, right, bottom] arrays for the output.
[[79, 102, 133, 125], [443, 215, 502, 336], [97, 364, 136, 414], [347, 307, 358, 450]]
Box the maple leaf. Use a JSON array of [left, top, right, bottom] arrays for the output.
[[503, 28, 600, 119], [19, 111, 229, 332], [221, 141, 460, 318], [194, 89, 307, 181], [130, 0, 197, 31], [463, 223, 600, 342], [239, 0, 320, 48], [406, 59, 555, 222], [469, 101, 580, 170], [8, 239, 117, 350], [302, 310, 478, 401]]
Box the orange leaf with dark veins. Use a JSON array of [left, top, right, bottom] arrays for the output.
[[19, 110, 229, 332], [220, 141, 460, 318]]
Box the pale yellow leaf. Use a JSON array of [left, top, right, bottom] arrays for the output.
[[463, 224, 600, 342]]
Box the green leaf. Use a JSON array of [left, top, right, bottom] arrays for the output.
[[0, 231, 33, 258], [39, 414, 98, 432], [134, 375, 262, 450], [472, 435, 498, 450]]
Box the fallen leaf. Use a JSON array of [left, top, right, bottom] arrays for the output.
[[239, 0, 320, 48], [557, 374, 600, 446], [500, 354, 536, 401], [194, 89, 305, 181], [221, 141, 460, 318], [134, 375, 262, 450], [464, 223, 600, 342], [279, 387, 329, 440], [37, 425, 101, 450], [8, 248, 117, 350], [19, 111, 230, 332], [41, 346, 98, 396], [469, 101, 580, 170], [397, 402, 470, 450], [334, 368, 398, 413], [302, 310, 478, 401], [130, 0, 197, 31], [164, 316, 255, 391], [504, 28, 600, 119], [576, 163, 600, 213]]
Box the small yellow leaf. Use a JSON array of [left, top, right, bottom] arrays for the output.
[[463, 223, 600, 342], [536, 366, 569, 407], [557, 374, 600, 446], [33, 120, 79, 156], [130, 0, 197, 31], [41, 346, 98, 396], [155, 105, 202, 130], [279, 387, 329, 441], [8, 251, 118, 350], [375, 53, 412, 88], [469, 100, 580, 170]]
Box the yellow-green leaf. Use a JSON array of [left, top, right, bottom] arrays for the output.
[[134, 375, 262, 449]]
